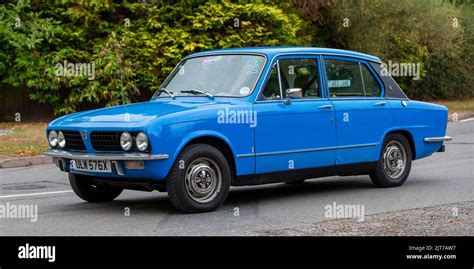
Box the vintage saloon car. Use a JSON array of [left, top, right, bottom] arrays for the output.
[[45, 47, 451, 213]]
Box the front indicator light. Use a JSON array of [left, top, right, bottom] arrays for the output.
[[125, 161, 145, 170]]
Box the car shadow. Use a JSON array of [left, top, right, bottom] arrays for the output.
[[57, 174, 432, 215]]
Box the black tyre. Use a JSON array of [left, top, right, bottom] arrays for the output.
[[369, 133, 412, 187], [166, 144, 231, 213], [69, 173, 123, 202]]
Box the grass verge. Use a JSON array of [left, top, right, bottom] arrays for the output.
[[433, 99, 474, 114], [0, 122, 48, 160]]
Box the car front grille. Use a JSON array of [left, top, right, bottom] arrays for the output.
[[90, 131, 150, 152], [90, 131, 122, 151], [61, 130, 87, 151]]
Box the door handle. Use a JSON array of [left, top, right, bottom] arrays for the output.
[[373, 101, 387, 106], [317, 104, 333, 109]]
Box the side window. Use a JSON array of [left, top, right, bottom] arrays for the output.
[[325, 59, 381, 97], [279, 58, 321, 98], [361, 64, 381, 97], [260, 58, 321, 100]]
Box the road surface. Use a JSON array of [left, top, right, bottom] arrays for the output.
[[1, 121, 472, 236]]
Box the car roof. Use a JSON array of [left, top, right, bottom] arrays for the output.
[[188, 46, 382, 63]]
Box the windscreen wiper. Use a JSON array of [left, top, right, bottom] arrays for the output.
[[180, 89, 214, 99], [157, 88, 175, 99]]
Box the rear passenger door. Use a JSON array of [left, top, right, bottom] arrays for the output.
[[322, 56, 391, 165]]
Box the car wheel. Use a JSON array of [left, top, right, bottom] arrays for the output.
[[69, 173, 123, 202], [369, 133, 412, 187], [166, 144, 231, 213]]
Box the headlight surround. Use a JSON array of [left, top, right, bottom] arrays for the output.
[[120, 132, 133, 151], [57, 131, 66, 148], [48, 130, 58, 147], [135, 132, 149, 152]]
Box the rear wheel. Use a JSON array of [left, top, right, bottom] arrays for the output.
[[69, 173, 122, 202], [369, 133, 412, 187], [166, 144, 231, 213]]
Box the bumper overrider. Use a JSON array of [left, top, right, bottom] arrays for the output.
[[44, 149, 169, 176], [423, 136, 452, 153]]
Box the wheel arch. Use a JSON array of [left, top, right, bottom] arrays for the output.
[[384, 129, 416, 160], [175, 133, 237, 182]]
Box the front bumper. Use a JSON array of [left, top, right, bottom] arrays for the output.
[[44, 149, 169, 177], [44, 149, 169, 160]]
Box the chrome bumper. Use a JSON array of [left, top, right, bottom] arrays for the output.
[[424, 136, 453, 143], [44, 149, 169, 161], [44, 149, 169, 176]]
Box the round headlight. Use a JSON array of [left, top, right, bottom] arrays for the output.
[[136, 132, 149, 152], [48, 130, 58, 147], [57, 131, 66, 148], [120, 132, 132, 151]]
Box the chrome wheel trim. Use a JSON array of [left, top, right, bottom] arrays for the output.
[[383, 140, 407, 180], [185, 157, 222, 203]]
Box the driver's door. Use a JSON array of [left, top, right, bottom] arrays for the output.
[[254, 56, 336, 174]]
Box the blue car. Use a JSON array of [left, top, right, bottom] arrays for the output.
[[45, 47, 452, 213]]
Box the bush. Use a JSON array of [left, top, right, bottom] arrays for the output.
[[0, 0, 309, 114], [294, 0, 473, 100], [1, 0, 472, 116]]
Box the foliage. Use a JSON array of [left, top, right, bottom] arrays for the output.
[[293, 0, 473, 100], [0, 0, 309, 114], [0, 0, 473, 116]]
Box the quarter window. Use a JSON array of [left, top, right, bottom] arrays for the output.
[[325, 59, 381, 97]]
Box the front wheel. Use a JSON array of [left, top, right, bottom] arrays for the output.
[[369, 133, 412, 187], [166, 144, 231, 213], [69, 173, 123, 202]]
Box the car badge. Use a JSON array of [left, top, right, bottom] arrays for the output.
[[82, 130, 87, 139]]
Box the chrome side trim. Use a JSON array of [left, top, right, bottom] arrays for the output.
[[44, 149, 169, 161], [337, 143, 378, 150], [237, 143, 377, 158], [424, 136, 452, 143], [237, 153, 257, 158]]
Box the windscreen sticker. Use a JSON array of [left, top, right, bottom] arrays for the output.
[[248, 59, 262, 74], [328, 79, 351, 88], [239, 87, 251, 95]]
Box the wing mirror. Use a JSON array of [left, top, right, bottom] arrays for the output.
[[284, 88, 302, 104]]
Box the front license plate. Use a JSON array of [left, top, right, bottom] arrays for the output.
[[71, 159, 112, 173]]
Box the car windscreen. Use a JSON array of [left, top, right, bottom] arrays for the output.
[[152, 54, 266, 98]]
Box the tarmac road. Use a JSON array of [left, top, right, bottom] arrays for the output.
[[0, 121, 472, 236]]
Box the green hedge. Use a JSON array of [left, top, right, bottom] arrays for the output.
[[294, 0, 474, 100], [0, 0, 473, 115]]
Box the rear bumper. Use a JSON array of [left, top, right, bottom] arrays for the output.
[[423, 136, 452, 143]]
